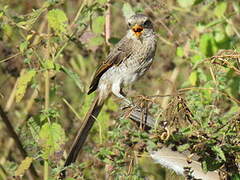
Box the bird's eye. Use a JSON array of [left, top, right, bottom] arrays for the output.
[[143, 20, 151, 27], [128, 22, 131, 27]]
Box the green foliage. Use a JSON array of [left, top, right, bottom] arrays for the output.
[[88, 36, 104, 47], [47, 9, 68, 36], [61, 65, 84, 91], [39, 122, 66, 159], [188, 71, 198, 86], [27, 117, 41, 143], [19, 41, 29, 53], [15, 157, 33, 176], [96, 119, 147, 179], [176, 47, 184, 57], [212, 146, 226, 162], [214, 2, 227, 18], [232, 174, 240, 180], [92, 16, 105, 34], [15, 69, 36, 103], [177, 144, 190, 152], [199, 33, 218, 57], [98, 0, 107, 5]]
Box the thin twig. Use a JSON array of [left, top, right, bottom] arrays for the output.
[[62, 98, 82, 121], [4, 75, 20, 111], [156, 18, 173, 37], [105, 0, 111, 45], [70, 0, 87, 28], [0, 52, 21, 64]]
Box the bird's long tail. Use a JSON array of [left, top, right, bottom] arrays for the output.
[[60, 95, 104, 178]]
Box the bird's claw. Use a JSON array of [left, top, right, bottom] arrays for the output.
[[120, 98, 139, 110]]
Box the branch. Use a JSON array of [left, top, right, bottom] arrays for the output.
[[125, 106, 220, 180], [0, 105, 38, 178]]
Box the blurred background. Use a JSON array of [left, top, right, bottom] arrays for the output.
[[0, 0, 239, 179]]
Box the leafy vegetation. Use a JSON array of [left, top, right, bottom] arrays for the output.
[[0, 0, 239, 179]]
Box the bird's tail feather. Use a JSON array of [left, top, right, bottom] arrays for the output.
[[60, 95, 104, 178]]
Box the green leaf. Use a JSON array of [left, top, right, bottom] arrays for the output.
[[98, 0, 107, 5], [43, 59, 55, 70], [202, 157, 223, 171], [60, 66, 84, 91], [16, 70, 36, 103], [176, 47, 184, 57], [214, 29, 227, 43], [199, 33, 218, 57], [19, 41, 29, 53], [177, 0, 195, 8], [39, 122, 66, 159], [17, 5, 48, 30], [27, 117, 41, 142], [108, 37, 120, 45], [2, 24, 13, 37], [180, 127, 192, 135], [177, 143, 190, 152], [47, 9, 68, 36], [214, 2, 227, 18], [191, 55, 202, 64], [232, 174, 240, 180], [89, 36, 104, 47], [92, 16, 105, 34], [188, 71, 198, 86], [122, 3, 135, 19], [15, 157, 33, 176], [212, 146, 226, 161]]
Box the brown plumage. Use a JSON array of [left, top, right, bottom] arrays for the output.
[[87, 37, 134, 95], [60, 14, 157, 178]]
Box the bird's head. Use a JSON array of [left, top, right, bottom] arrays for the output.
[[127, 14, 154, 39]]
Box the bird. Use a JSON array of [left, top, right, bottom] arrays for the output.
[[61, 14, 157, 177]]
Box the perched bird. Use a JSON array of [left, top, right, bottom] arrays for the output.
[[61, 14, 157, 177], [88, 14, 157, 103]]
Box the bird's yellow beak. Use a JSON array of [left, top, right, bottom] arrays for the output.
[[132, 24, 143, 38]]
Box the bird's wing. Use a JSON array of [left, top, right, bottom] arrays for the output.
[[87, 36, 134, 94]]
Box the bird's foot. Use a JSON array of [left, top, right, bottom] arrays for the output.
[[120, 98, 136, 110]]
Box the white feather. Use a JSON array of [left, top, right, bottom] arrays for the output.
[[150, 147, 219, 180]]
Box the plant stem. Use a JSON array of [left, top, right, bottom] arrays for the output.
[[43, 12, 51, 180], [70, 0, 87, 27], [105, 0, 111, 45], [44, 160, 49, 180], [45, 70, 50, 110]]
